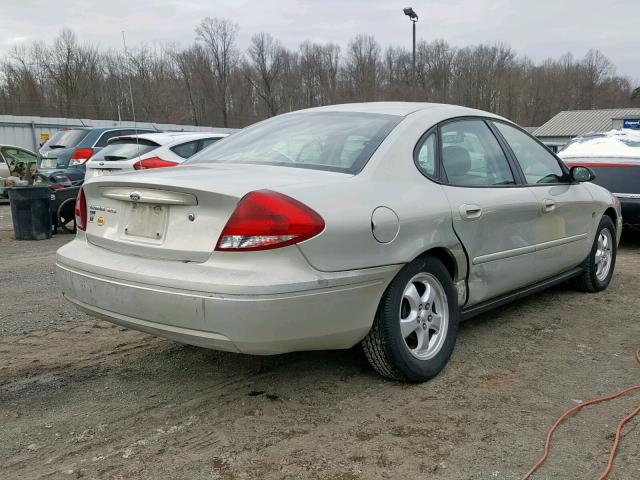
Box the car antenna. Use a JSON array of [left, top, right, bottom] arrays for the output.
[[121, 30, 141, 158]]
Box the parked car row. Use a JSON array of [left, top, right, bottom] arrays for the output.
[[36, 126, 229, 185], [57, 102, 622, 382]]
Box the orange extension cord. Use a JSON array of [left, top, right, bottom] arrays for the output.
[[521, 347, 640, 480]]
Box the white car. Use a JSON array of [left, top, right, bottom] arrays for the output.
[[84, 132, 228, 180]]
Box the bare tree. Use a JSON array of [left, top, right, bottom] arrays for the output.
[[196, 17, 239, 127], [247, 32, 287, 116], [0, 23, 637, 129], [40, 29, 101, 117], [344, 35, 382, 101]]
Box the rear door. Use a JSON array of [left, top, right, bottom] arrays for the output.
[[492, 122, 595, 276], [432, 119, 542, 306]]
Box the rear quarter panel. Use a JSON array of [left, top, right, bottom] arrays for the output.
[[286, 109, 474, 283]]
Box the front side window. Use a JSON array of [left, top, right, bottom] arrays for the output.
[[187, 112, 402, 174], [494, 122, 566, 184], [440, 120, 515, 186]]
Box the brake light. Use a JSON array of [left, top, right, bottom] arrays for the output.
[[75, 187, 87, 231], [133, 157, 178, 170], [216, 190, 325, 251], [69, 148, 94, 165]]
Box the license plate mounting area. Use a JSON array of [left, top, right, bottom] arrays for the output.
[[124, 203, 167, 240]]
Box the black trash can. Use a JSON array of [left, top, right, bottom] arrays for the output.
[[8, 186, 53, 240]]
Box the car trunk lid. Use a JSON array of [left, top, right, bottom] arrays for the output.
[[81, 164, 348, 262]]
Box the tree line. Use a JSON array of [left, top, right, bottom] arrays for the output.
[[1, 18, 639, 129]]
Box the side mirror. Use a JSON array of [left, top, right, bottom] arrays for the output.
[[570, 165, 595, 182]]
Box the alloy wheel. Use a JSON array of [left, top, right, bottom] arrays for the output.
[[399, 272, 449, 360]]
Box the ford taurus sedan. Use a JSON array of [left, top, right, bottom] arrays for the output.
[[56, 103, 621, 381]]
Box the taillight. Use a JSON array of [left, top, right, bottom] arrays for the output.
[[75, 187, 87, 231], [216, 190, 325, 251], [69, 148, 94, 165], [133, 157, 178, 170]]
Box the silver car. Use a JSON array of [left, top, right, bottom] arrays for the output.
[[57, 103, 621, 381]]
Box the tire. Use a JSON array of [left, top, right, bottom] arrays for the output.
[[573, 215, 617, 292], [362, 256, 459, 382], [57, 198, 77, 233]]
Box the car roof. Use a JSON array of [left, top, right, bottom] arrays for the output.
[[68, 127, 154, 132], [300, 101, 502, 118], [108, 132, 229, 145]]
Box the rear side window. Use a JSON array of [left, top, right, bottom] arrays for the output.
[[90, 140, 159, 161], [440, 120, 515, 186], [494, 122, 566, 184], [415, 133, 436, 177], [200, 137, 222, 150], [171, 140, 200, 159], [41, 129, 88, 150]]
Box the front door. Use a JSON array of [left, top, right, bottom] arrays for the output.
[[491, 122, 596, 277], [437, 119, 542, 306]]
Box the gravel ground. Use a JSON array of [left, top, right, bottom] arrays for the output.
[[0, 203, 12, 231], [0, 230, 638, 479]]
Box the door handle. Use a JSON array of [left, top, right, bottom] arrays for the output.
[[542, 199, 556, 213], [460, 204, 482, 220]]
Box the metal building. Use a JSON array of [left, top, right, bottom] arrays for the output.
[[534, 108, 640, 151], [0, 115, 237, 152]]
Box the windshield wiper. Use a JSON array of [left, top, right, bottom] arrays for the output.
[[48, 145, 67, 149], [104, 155, 128, 160]]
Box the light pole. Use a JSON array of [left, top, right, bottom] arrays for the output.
[[403, 7, 418, 82]]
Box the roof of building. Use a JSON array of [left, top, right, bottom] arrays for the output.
[[0, 114, 237, 134], [534, 108, 640, 138]]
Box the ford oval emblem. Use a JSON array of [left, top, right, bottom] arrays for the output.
[[129, 192, 141, 202]]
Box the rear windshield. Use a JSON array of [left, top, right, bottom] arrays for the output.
[[41, 129, 89, 150], [90, 139, 159, 162], [187, 112, 402, 173]]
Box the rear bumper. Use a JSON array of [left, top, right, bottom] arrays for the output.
[[56, 239, 400, 354]]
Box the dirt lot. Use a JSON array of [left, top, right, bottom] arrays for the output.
[[1, 226, 638, 480]]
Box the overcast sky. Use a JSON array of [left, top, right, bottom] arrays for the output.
[[1, 0, 638, 81]]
